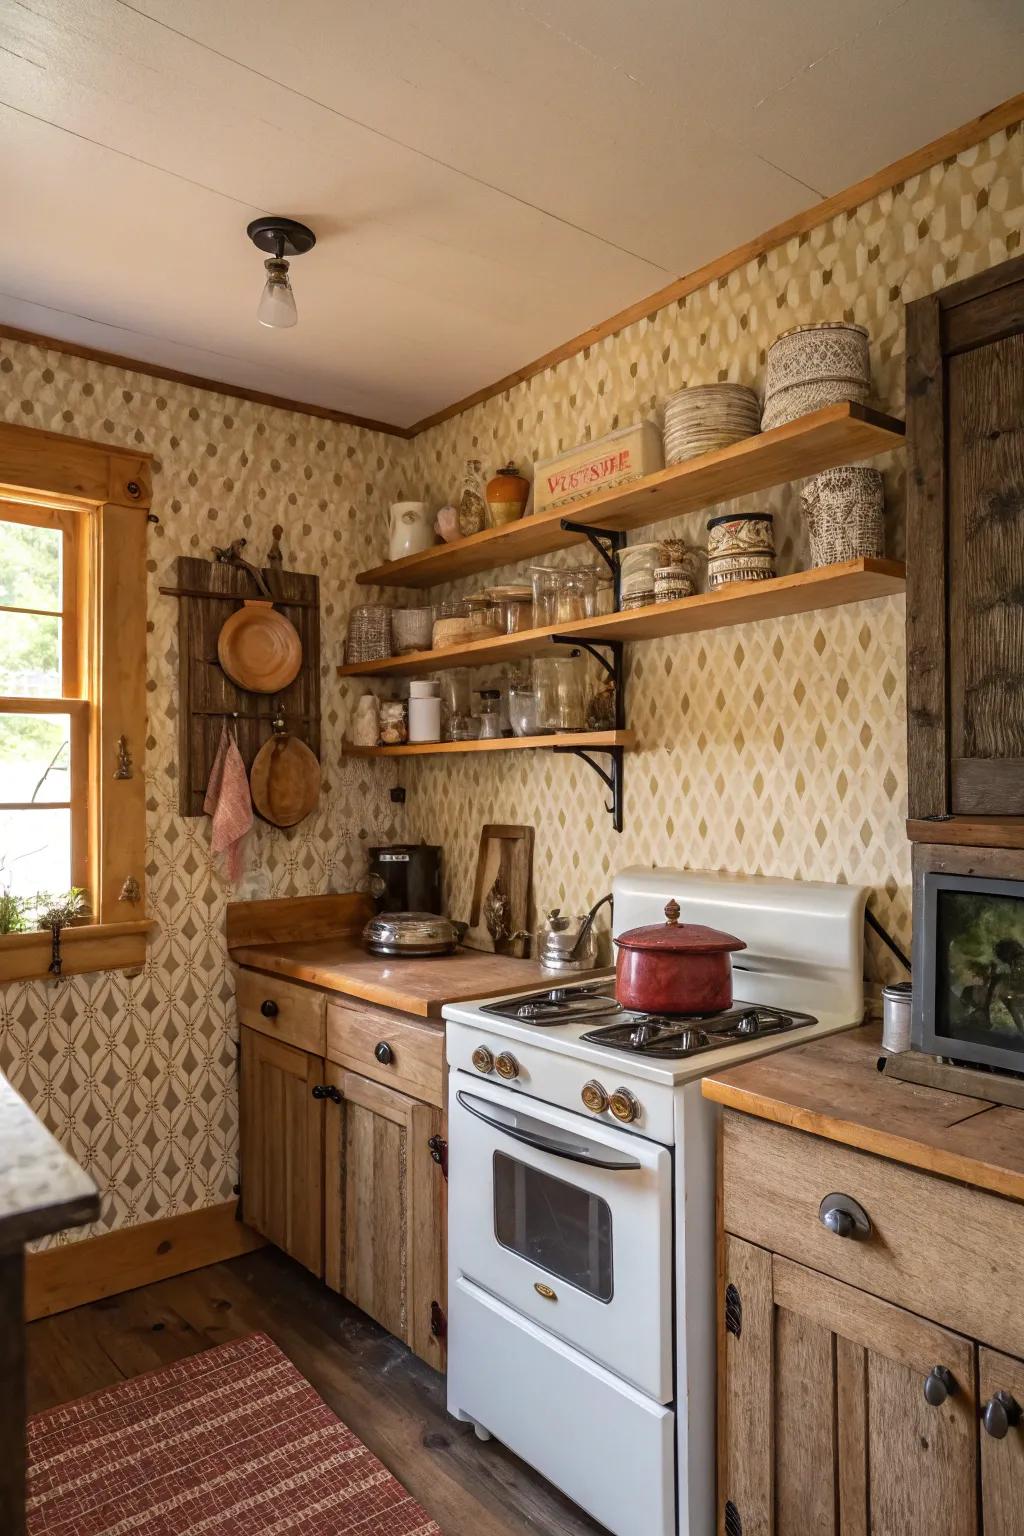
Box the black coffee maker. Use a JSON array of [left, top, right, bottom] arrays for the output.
[[367, 844, 443, 914]]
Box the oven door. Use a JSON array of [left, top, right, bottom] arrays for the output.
[[449, 1072, 673, 1402]]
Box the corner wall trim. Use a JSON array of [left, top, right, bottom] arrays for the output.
[[24, 1200, 266, 1321]]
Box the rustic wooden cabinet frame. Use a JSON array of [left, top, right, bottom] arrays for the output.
[[0, 421, 152, 981]]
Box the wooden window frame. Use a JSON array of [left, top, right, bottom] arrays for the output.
[[0, 421, 153, 982]]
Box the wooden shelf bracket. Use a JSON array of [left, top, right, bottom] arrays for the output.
[[550, 636, 626, 831]]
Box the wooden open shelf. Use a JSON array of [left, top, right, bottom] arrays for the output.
[[344, 729, 635, 758], [356, 403, 905, 590], [338, 558, 906, 678]]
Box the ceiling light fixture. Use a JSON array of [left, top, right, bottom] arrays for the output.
[[246, 216, 317, 329]]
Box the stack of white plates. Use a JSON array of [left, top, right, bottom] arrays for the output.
[[662, 385, 761, 466]]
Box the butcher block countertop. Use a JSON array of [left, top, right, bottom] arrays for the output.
[[702, 1023, 1024, 1204], [230, 935, 605, 1019]]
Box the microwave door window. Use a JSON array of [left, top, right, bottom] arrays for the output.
[[493, 1151, 613, 1302], [937, 889, 1024, 1055]]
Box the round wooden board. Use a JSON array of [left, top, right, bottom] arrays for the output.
[[250, 734, 321, 827], [217, 601, 302, 693]]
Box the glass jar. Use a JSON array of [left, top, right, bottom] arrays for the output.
[[553, 568, 598, 623], [534, 656, 587, 732], [476, 688, 503, 739], [530, 566, 560, 627], [508, 678, 538, 737], [487, 585, 534, 634], [438, 669, 471, 741], [379, 699, 408, 746]]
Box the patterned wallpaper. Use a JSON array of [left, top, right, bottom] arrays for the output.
[[0, 341, 405, 1241], [1, 117, 1022, 1246], [400, 121, 1024, 982]]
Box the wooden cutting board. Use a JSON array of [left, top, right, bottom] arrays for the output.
[[250, 732, 320, 827]]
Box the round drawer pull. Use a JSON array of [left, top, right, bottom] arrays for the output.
[[471, 1046, 494, 1074], [924, 1365, 957, 1407], [983, 1391, 1022, 1439], [818, 1192, 871, 1240], [495, 1052, 520, 1081], [374, 1041, 394, 1065], [608, 1087, 640, 1124], [581, 1080, 609, 1114], [260, 999, 279, 1018]]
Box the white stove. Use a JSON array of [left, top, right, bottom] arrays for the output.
[[444, 866, 868, 1536]]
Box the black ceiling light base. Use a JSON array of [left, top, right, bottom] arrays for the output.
[[247, 217, 317, 257]]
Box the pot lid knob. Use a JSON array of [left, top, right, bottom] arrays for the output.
[[664, 899, 681, 926]]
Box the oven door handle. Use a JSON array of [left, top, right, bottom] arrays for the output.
[[456, 1090, 642, 1170]]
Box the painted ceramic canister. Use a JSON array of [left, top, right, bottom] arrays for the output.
[[706, 512, 775, 588], [485, 462, 530, 526], [457, 460, 488, 537]]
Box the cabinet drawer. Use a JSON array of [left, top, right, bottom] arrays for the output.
[[234, 968, 326, 1055], [722, 1110, 1024, 1357], [326, 997, 444, 1107]]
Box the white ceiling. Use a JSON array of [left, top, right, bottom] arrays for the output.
[[1, 0, 1021, 428]]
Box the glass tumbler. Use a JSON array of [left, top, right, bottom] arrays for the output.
[[533, 656, 587, 732]]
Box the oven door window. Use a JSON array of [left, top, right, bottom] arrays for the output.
[[493, 1150, 613, 1302]]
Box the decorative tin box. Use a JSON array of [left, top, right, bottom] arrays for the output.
[[533, 420, 663, 516]]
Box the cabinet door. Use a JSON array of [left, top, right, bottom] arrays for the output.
[[238, 1024, 324, 1276], [323, 1065, 447, 1370], [720, 1238, 978, 1536], [980, 1347, 1024, 1534]]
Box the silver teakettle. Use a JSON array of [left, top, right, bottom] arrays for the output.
[[535, 892, 612, 972]]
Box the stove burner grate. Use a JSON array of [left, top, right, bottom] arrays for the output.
[[580, 1004, 818, 1058], [480, 983, 622, 1026]]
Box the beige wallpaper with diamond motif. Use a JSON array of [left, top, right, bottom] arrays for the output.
[[0, 340, 405, 1242], [398, 122, 1024, 981], [2, 118, 1022, 1247]]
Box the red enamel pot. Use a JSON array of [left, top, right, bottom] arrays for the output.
[[614, 898, 746, 1015]]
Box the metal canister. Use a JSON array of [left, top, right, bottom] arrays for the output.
[[881, 981, 913, 1053]]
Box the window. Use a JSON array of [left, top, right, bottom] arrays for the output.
[[0, 421, 152, 981], [0, 502, 86, 899]]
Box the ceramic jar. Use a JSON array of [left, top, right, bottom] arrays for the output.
[[388, 501, 434, 562], [458, 460, 488, 537], [485, 462, 530, 525], [706, 513, 775, 588], [408, 680, 441, 743], [801, 467, 885, 566], [619, 542, 663, 610], [761, 322, 871, 430], [351, 694, 380, 747]]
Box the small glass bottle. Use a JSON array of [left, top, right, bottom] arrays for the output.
[[476, 688, 503, 739]]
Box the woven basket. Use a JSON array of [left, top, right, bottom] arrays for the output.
[[762, 322, 870, 430], [801, 467, 884, 566]]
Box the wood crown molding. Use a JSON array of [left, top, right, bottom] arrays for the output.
[[3, 91, 1022, 442], [24, 1200, 265, 1321]]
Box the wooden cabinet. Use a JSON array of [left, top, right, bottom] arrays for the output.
[[238, 991, 448, 1370], [323, 1065, 447, 1369], [906, 254, 1024, 824], [238, 1025, 324, 1276], [718, 1110, 1024, 1535]]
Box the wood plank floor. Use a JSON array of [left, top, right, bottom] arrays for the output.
[[26, 1246, 607, 1536]]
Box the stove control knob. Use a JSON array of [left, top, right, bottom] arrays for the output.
[[495, 1051, 520, 1081], [581, 1080, 609, 1114], [609, 1087, 640, 1124], [471, 1045, 495, 1074]]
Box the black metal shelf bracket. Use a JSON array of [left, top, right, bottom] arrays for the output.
[[559, 519, 626, 609], [550, 636, 626, 831]]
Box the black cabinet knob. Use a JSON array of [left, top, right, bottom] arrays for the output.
[[375, 1041, 394, 1065], [924, 1365, 957, 1407], [822, 1207, 854, 1238], [311, 1084, 341, 1104], [983, 1391, 1022, 1439], [260, 999, 279, 1018], [818, 1193, 871, 1239]]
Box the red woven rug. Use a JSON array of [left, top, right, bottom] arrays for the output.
[[28, 1331, 443, 1534]]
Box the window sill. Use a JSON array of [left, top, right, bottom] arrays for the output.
[[0, 919, 154, 984]]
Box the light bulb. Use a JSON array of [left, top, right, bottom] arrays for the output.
[[257, 257, 298, 328]]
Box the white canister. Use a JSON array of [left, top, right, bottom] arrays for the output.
[[408, 695, 441, 743], [389, 501, 434, 562]]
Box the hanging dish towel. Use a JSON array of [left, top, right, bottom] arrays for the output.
[[203, 723, 254, 882]]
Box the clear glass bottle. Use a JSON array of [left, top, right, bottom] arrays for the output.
[[476, 688, 503, 739], [533, 656, 587, 732]]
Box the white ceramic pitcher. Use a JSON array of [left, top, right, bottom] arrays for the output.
[[388, 501, 434, 561]]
